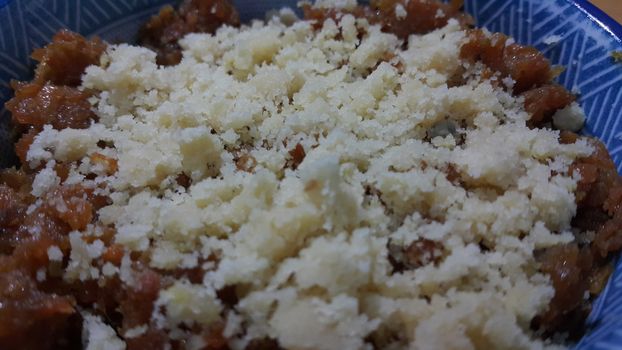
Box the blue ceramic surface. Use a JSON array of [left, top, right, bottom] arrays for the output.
[[1, 0, 622, 348]]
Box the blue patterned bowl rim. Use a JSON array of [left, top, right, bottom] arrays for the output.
[[572, 0, 622, 43]]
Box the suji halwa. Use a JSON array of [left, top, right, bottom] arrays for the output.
[[1, 0, 622, 349]]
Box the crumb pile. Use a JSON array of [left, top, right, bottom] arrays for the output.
[[23, 3, 595, 350]]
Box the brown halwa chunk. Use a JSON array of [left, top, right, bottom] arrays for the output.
[[175, 172, 193, 189], [0, 269, 75, 350], [287, 143, 306, 170], [246, 337, 282, 350], [536, 244, 592, 336], [0, 175, 91, 350], [201, 323, 229, 350], [6, 81, 96, 130], [0, 184, 31, 253], [461, 30, 576, 124], [571, 140, 622, 257], [7, 30, 104, 172], [14, 128, 39, 166], [90, 153, 119, 175], [125, 328, 169, 350], [32, 29, 106, 87], [120, 268, 162, 330], [522, 84, 575, 126], [370, 0, 471, 38], [138, 0, 240, 66], [461, 29, 552, 93], [535, 137, 622, 335], [46, 185, 95, 231]]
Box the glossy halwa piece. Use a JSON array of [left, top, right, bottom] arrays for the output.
[[529, 135, 622, 336], [460, 29, 552, 94], [7, 82, 96, 131], [370, 0, 472, 38], [6, 30, 104, 167], [0, 15, 111, 350], [0, 173, 97, 349], [523, 85, 576, 126], [31, 30, 106, 87]]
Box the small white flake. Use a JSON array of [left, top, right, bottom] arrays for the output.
[[124, 325, 148, 339], [31, 161, 60, 197], [82, 314, 126, 350], [552, 102, 586, 132], [543, 35, 563, 45], [47, 245, 64, 261], [395, 4, 407, 20], [102, 262, 119, 277]]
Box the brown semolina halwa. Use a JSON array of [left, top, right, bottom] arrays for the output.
[[1, 0, 622, 349]]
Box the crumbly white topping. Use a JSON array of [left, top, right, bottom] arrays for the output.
[[27, 10, 593, 350], [395, 4, 408, 19], [65, 231, 105, 281], [31, 161, 60, 197], [82, 314, 126, 350], [47, 245, 64, 261], [553, 102, 586, 132]]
